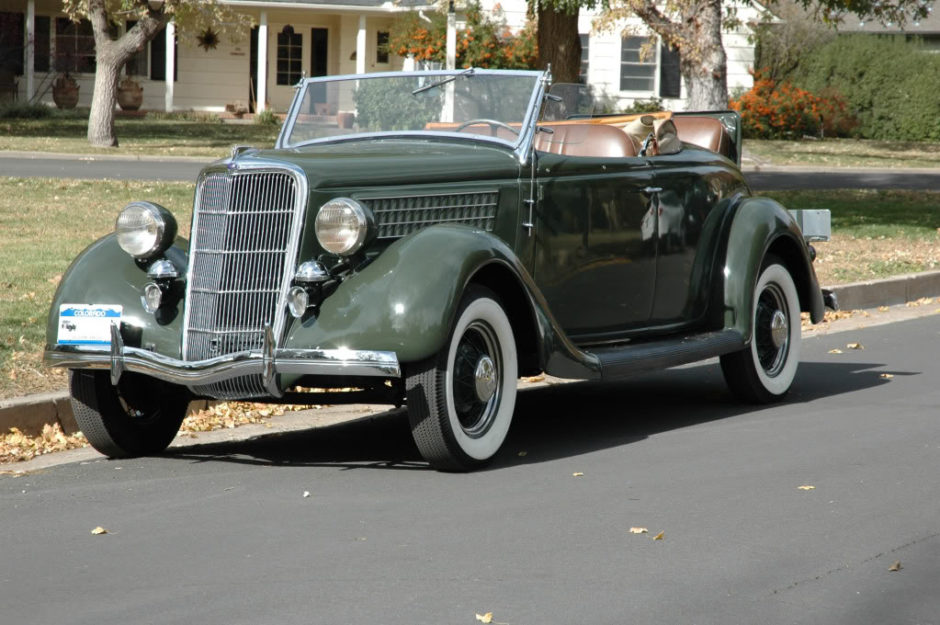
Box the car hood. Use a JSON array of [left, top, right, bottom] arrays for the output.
[[224, 139, 523, 190]]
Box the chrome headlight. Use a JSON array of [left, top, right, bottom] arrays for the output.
[[314, 198, 374, 256], [115, 202, 177, 259]]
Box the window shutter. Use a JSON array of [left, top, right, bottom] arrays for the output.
[[659, 43, 681, 98]]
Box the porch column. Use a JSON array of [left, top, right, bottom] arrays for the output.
[[256, 11, 268, 112], [25, 0, 35, 101], [355, 15, 366, 75], [164, 21, 175, 112]]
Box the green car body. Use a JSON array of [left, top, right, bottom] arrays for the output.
[[45, 70, 830, 470]]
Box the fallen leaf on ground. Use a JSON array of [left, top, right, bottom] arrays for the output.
[[878, 306, 889, 312], [798, 485, 816, 490], [653, 531, 665, 541], [847, 342, 864, 350], [517, 451, 527, 457], [476, 612, 493, 623], [889, 561, 902, 572], [828, 349, 843, 354], [572, 472, 584, 477], [880, 373, 894, 379], [91, 526, 108, 535], [629, 527, 649, 534]]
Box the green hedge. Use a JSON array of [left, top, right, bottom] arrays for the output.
[[791, 35, 940, 141]]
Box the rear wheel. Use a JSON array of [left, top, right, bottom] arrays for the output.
[[405, 286, 518, 471], [720, 259, 802, 403], [70, 370, 189, 458]]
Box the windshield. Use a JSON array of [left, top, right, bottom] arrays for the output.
[[279, 70, 543, 149]]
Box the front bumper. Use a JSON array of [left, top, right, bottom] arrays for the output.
[[45, 324, 400, 396]]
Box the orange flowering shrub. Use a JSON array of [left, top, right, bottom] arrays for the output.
[[731, 69, 857, 139], [389, 3, 537, 70]]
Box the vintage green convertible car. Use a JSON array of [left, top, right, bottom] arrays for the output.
[[45, 69, 833, 471]]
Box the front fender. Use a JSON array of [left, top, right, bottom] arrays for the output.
[[45, 234, 189, 358], [722, 196, 824, 341], [284, 225, 599, 379]]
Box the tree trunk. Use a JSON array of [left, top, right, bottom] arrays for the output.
[[85, 0, 167, 147], [679, 0, 727, 111], [536, 3, 581, 84], [87, 41, 121, 147]]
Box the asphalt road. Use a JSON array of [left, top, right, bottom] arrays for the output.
[[0, 153, 209, 182], [2, 315, 938, 625], [1, 152, 938, 190]]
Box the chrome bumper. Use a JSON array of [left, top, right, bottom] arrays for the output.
[[45, 324, 400, 395]]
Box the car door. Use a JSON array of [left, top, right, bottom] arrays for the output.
[[646, 150, 748, 327], [531, 151, 656, 341]]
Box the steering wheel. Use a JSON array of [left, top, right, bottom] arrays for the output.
[[454, 119, 520, 136]]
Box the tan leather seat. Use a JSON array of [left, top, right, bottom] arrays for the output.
[[672, 116, 731, 158], [535, 123, 636, 158]]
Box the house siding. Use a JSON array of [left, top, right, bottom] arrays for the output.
[[2, 0, 761, 114]]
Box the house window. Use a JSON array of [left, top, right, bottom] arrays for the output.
[[34, 16, 50, 73], [620, 35, 655, 92], [124, 21, 148, 77], [150, 27, 176, 81], [276, 25, 302, 85], [55, 17, 95, 74], [0, 11, 25, 75], [376, 31, 389, 64], [578, 34, 589, 84], [659, 43, 681, 98]]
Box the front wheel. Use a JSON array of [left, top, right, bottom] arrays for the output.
[[70, 370, 189, 458], [405, 286, 518, 471], [720, 260, 802, 403]]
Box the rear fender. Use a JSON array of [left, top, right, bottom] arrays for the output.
[[722, 197, 825, 342]]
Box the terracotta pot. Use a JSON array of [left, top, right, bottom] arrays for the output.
[[52, 76, 79, 110], [117, 79, 143, 111], [337, 111, 355, 129]]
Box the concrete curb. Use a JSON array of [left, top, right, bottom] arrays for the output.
[[0, 395, 217, 437], [4, 270, 940, 438]]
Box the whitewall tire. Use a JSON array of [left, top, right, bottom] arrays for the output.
[[406, 286, 518, 471], [721, 260, 802, 403]]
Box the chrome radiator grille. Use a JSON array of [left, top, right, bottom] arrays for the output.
[[184, 170, 302, 399], [362, 191, 498, 239]]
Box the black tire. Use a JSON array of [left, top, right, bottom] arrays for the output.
[[720, 259, 802, 403], [70, 370, 189, 458], [405, 286, 518, 471]]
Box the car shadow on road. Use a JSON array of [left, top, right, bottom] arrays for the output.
[[164, 359, 908, 472]]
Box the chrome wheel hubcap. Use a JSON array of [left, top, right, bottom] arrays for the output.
[[770, 310, 788, 349], [474, 355, 497, 403]]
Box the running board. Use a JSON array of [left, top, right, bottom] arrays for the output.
[[585, 329, 745, 381]]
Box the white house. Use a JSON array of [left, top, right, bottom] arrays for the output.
[[477, 0, 764, 110], [0, 0, 431, 112], [0, 0, 763, 114]]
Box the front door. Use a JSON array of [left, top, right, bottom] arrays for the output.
[[309, 28, 328, 112], [249, 26, 258, 112]]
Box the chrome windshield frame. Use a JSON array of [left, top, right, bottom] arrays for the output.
[[276, 68, 547, 164]]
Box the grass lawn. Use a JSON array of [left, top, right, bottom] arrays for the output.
[[766, 189, 940, 286], [746, 139, 940, 169], [1, 178, 193, 400], [1, 179, 937, 400], [0, 114, 280, 158]]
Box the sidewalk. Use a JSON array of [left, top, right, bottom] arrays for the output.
[[3, 269, 939, 440]]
